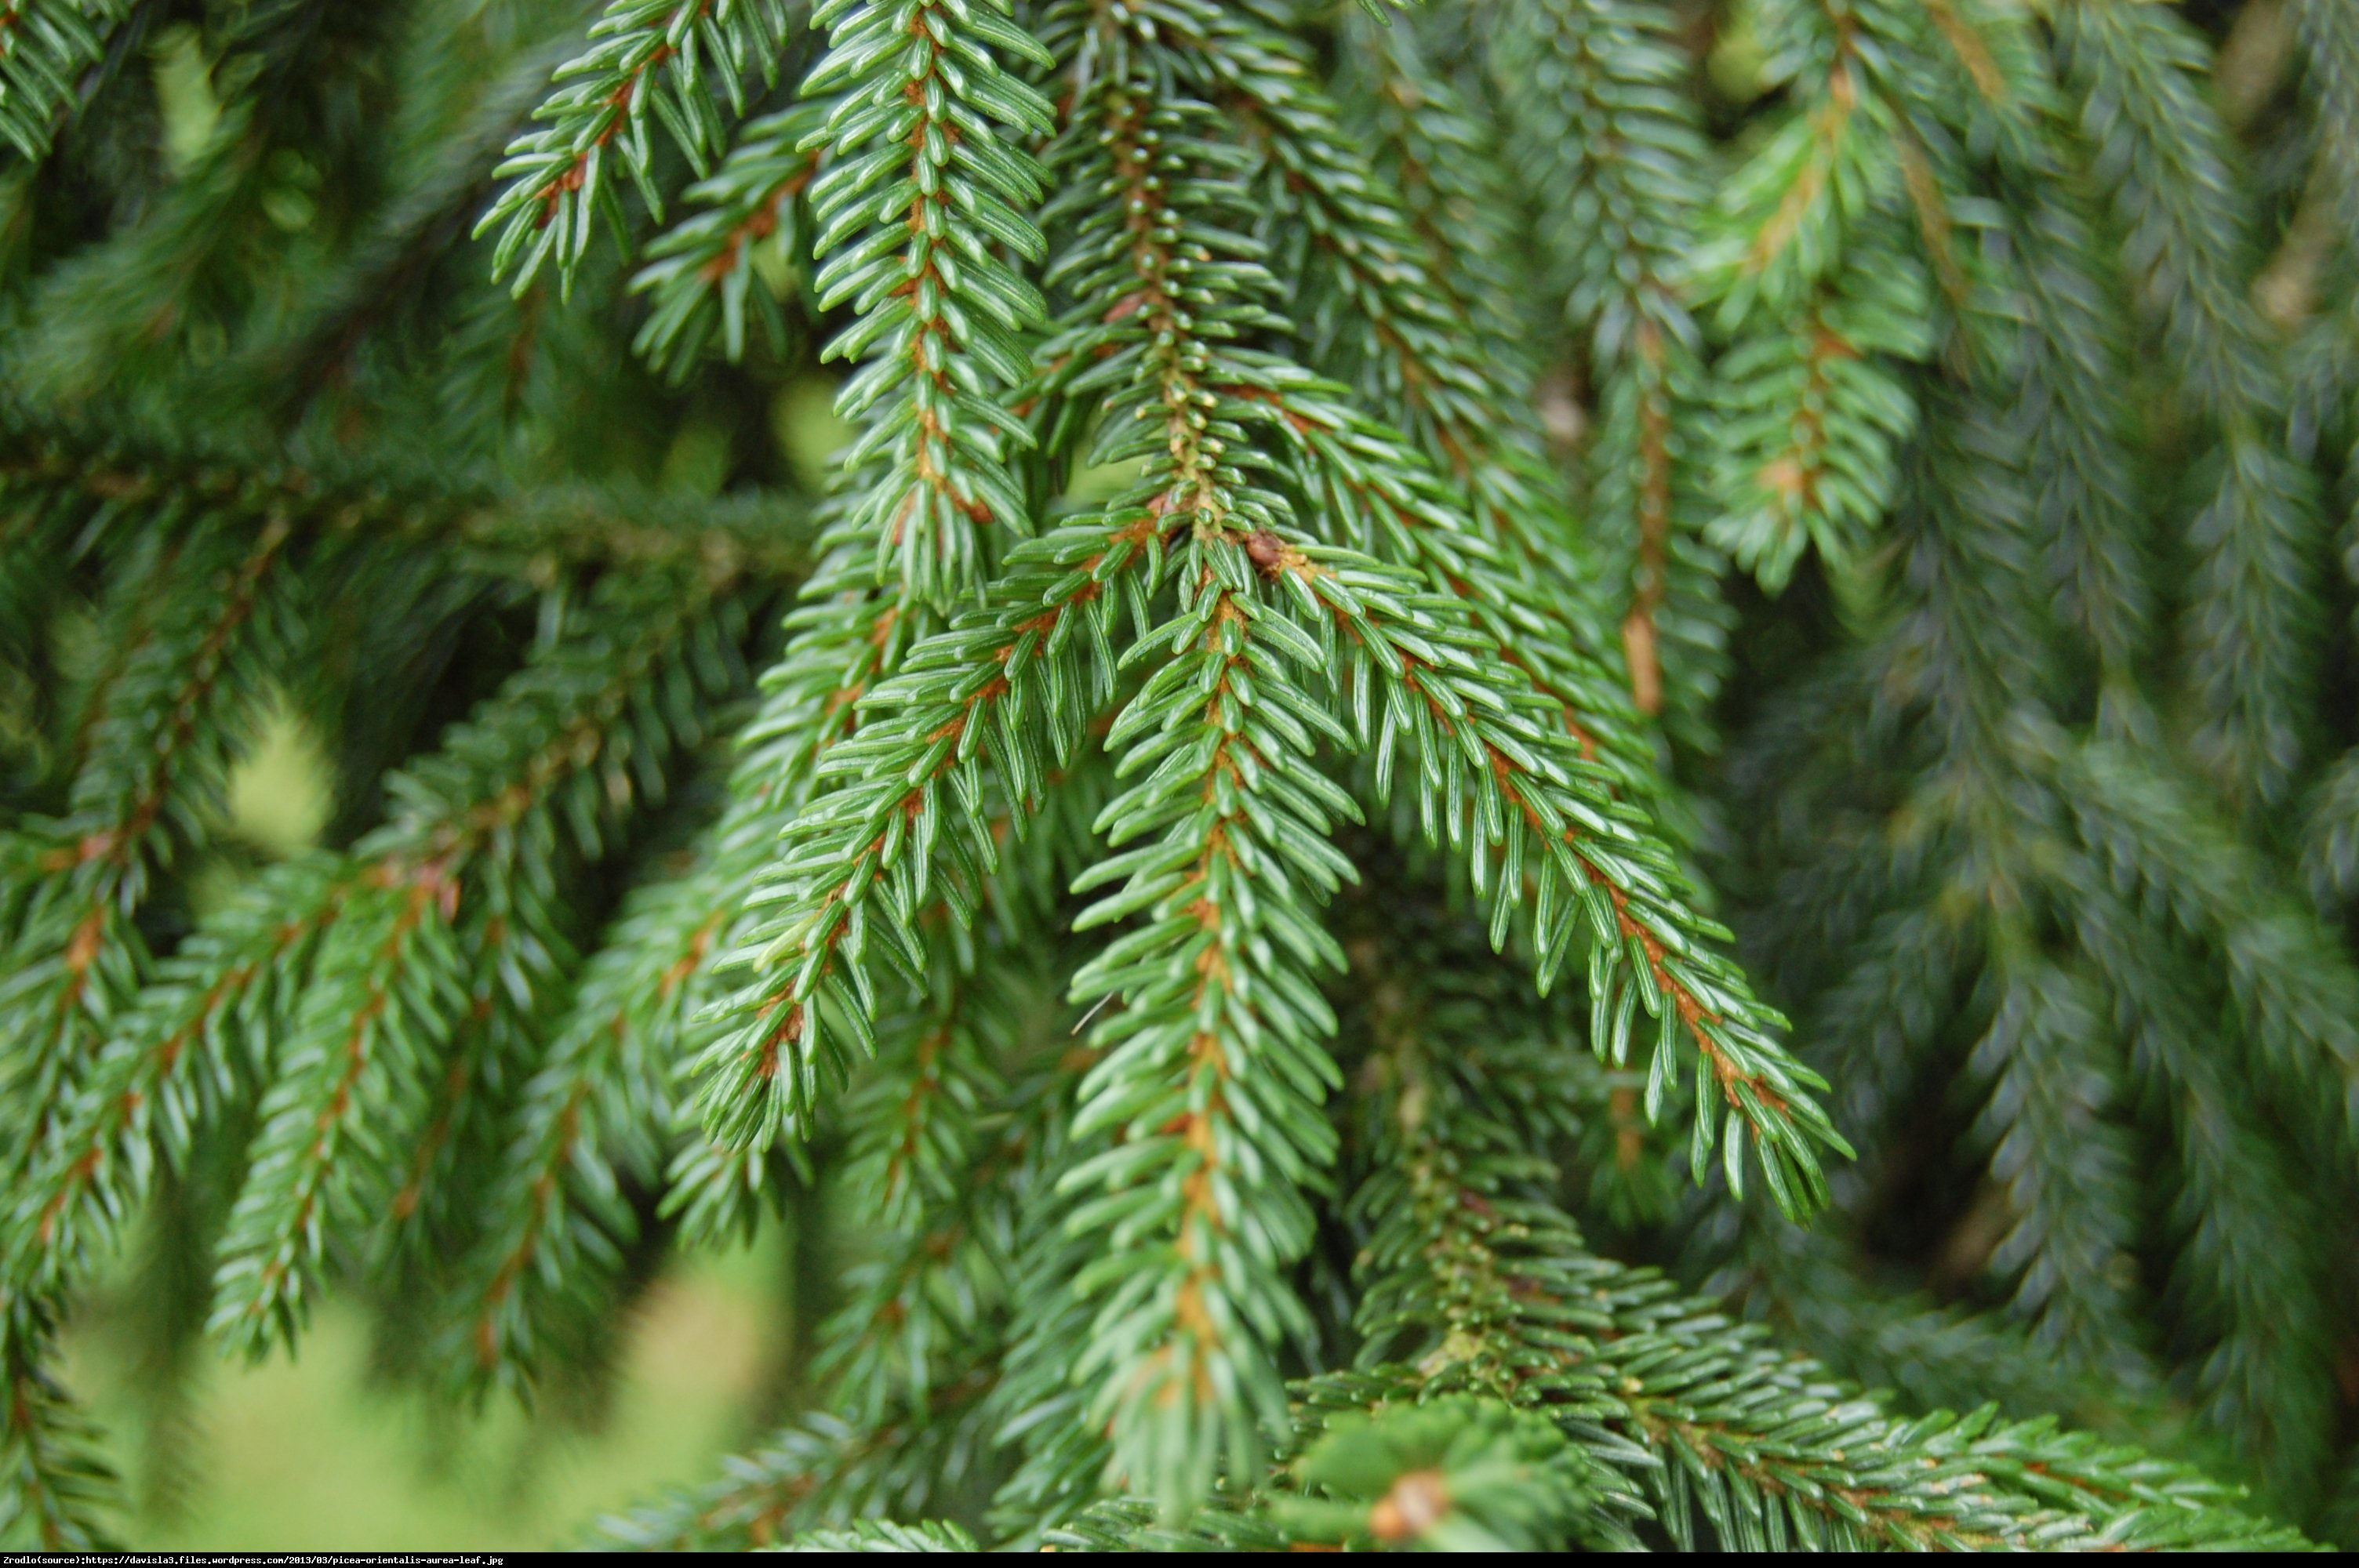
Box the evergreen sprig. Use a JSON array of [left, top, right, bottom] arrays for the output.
[[630, 98, 827, 379], [0, 0, 132, 165], [2, 521, 298, 1165], [208, 571, 745, 1356], [5, 0, 2357, 1551], [1492, 0, 1727, 732], [480, 0, 802, 292], [2053, 0, 2325, 812], [0, 406, 812, 581], [799, 0, 1053, 604]]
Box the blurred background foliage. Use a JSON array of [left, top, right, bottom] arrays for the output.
[[67, 1229, 787, 1548], [66, 627, 812, 1552], [37, 27, 856, 1499]]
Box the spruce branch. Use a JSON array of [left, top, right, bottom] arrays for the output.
[[209, 573, 743, 1356], [480, 0, 802, 292], [446, 849, 711, 1389], [1586, 1269, 2302, 1550], [1703, 217, 1932, 592], [2291, 0, 2359, 236], [2184, 434, 2327, 811], [227, 20, 589, 421], [0, 411, 812, 583], [1015, 91, 1361, 1509], [1332, 11, 1531, 384], [374, 890, 578, 1262], [0, 521, 296, 1165], [1343, 960, 2306, 1551], [1692, 0, 1903, 325], [456, 500, 928, 1385], [780, 1519, 977, 1550], [1877, 381, 2050, 760], [1687, 1199, 2202, 1456], [0, 0, 133, 167], [1492, 0, 1727, 725], [16, 2, 403, 401], [656, 506, 970, 1247], [1256, 516, 1841, 1209], [1800, 901, 1965, 1159], [9, 856, 346, 1295], [205, 865, 469, 1356], [2071, 885, 2337, 1512], [1038, 1494, 1289, 1551], [2063, 739, 2359, 1172], [1124, 0, 1665, 771], [631, 98, 826, 378], [0, 1302, 118, 1551], [2051, 0, 2279, 416], [1238, 365, 1665, 804], [1961, 936, 2150, 1381], [777, 948, 1100, 1523], [1058, 534, 1355, 1505], [2, 0, 2350, 1547], [1346, 952, 1638, 1412], [798, 0, 1055, 604], [2008, 169, 2154, 716], [1147, 0, 1536, 511], [716, 31, 1841, 1222], [2052, 0, 2326, 810], [2302, 744, 2359, 909], [590, 1378, 994, 1549], [812, 946, 1022, 1427], [1681, 0, 1952, 602], [728, 56, 1359, 1499], [693, 514, 1156, 1153], [1496, 0, 1706, 354], [978, 1032, 1107, 1541]]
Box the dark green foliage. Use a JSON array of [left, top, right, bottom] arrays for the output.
[[2, 0, 2356, 1553]]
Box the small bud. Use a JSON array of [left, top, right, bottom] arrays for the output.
[[1245, 528, 1286, 577]]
